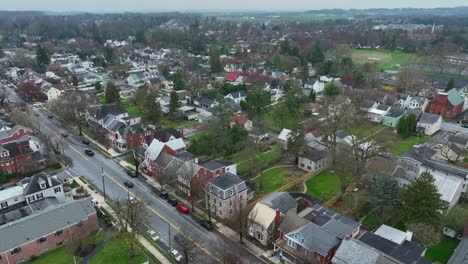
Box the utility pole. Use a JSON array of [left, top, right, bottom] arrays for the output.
[[102, 167, 107, 201], [168, 222, 171, 249]]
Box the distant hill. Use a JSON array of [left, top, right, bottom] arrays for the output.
[[305, 7, 468, 16]]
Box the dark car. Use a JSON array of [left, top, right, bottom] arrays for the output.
[[47, 115, 53, 119], [200, 220, 213, 230], [159, 191, 169, 199], [34, 112, 40, 117], [82, 139, 90, 145], [61, 133, 68, 137], [124, 180, 134, 188], [167, 198, 178, 206], [126, 169, 137, 178], [462, 124, 468, 129], [84, 149, 94, 156]]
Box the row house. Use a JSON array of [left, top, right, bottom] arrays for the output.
[[0, 125, 33, 144], [142, 138, 187, 175], [86, 103, 127, 126], [0, 139, 45, 175]]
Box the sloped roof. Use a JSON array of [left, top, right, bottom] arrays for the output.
[[231, 114, 249, 125], [146, 139, 166, 161], [332, 238, 382, 264], [260, 192, 297, 214], [300, 147, 328, 162], [447, 88, 464, 106], [209, 172, 244, 190], [88, 103, 126, 120], [248, 203, 276, 228], [278, 129, 292, 141], [165, 138, 186, 152], [419, 112, 441, 124], [295, 222, 339, 256]]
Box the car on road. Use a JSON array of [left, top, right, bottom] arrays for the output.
[[167, 198, 178, 206], [126, 169, 137, 178], [159, 191, 169, 199], [82, 139, 90, 145], [84, 149, 94, 156], [462, 124, 468, 128], [124, 180, 134, 188], [34, 112, 39, 117], [47, 114, 53, 118], [169, 248, 183, 263], [61, 132, 68, 137], [146, 229, 160, 242], [176, 204, 189, 214], [200, 220, 213, 230]]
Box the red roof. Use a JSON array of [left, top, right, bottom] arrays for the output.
[[225, 72, 240, 82], [231, 114, 249, 125]]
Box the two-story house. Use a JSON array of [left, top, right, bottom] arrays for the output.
[[368, 104, 390, 123], [206, 173, 253, 219], [86, 103, 127, 126], [297, 147, 329, 173], [382, 108, 405, 127], [224, 91, 247, 104], [0, 139, 46, 175], [427, 89, 464, 119], [417, 112, 442, 136]]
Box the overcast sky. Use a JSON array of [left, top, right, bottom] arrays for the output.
[[2, 0, 468, 12]]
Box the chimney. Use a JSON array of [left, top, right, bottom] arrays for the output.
[[47, 175, 52, 187], [311, 214, 317, 222], [406, 231, 413, 242], [275, 208, 281, 229]]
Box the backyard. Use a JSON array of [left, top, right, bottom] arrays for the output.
[[351, 49, 416, 72], [231, 144, 282, 174], [305, 170, 341, 202], [88, 235, 147, 264], [386, 135, 430, 156], [255, 166, 303, 193], [425, 237, 459, 264]]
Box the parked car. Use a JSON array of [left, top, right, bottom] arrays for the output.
[[84, 149, 94, 156], [34, 112, 40, 117], [147, 229, 160, 242], [176, 204, 189, 214], [61, 132, 68, 137], [159, 191, 169, 199], [126, 169, 137, 178], [82, 139, 90, 145], [169, 248, 183, 263], [200, 220, 213, 230], [124, 180, 134, 188], [167, 198, 178, 206], [462, 124, 468, 129], [47, 115, 53, 119]]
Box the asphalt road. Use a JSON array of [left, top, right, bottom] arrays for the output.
[[441, 121, 468, 133], [3, 84, 263, 264]]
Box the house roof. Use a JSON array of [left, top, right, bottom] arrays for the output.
[[295, 222, 340, 256], [176, 161, 200, 180], [278, 129, 292, 141], [300, 147, 328, 162], [0, 198, 96, 253], [165, 138, 186, 152], [385, 108, 405, 118], [225, 72, 240, 82], [146, 139, 166, 161], [201, 160, 225, 171], [449, 134, 468, 146], [361, 100, 376, 109], [407, 108, 422, 118], [88, 103, 126, 120], [332, 238, 382, 264], [155, 152, 175, 168], [278, 211, 310, 234], [0, 186, 23, 201], [228, 90, 246, 99], [209, 172, 244, 190], [409, 96, 426, 105], [154, 129, 182, 143], [418, 112, 441, 124], [432, 173, 462, 203], [448, 237, 468, 264], [374, 225, 407, 245], [376, 104, 391, 111], [231, 114, 249, 125], [260, 192, 297, 214], [447, 88, 464, 106], [175, 151, 196, 161], [248, 203, 277, 228], [22, 172, 61, 196]]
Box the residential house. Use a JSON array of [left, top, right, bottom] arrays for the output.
[[45, 86, 63, 101], [408, 96, 428, 110], [278, 129, 292, 150], [448, 220, 468, 264], [231, 114, 253, 132], [417, 112, 442, 136], [86, 104, 127, 126], [206, 172, 252, 219], [199, 97, 218, 109], [248, 192, 298, 246], [382, 108, 405, 127], [448, 133, 468, 150], [274, 204, 361, 264], [368, 105, 390, 123], [360, 100, 377, 114], [427, 89, 464, 119], [224, 90, 247, 104], [0, 139, 46, 175], [0, 125, 33, 144], [297, 147, 329, 173], [157, 95, 171, 113], [225, 72, 240, 83], [127, 72, 146, 87], [142, 138, 186, 175], [0, 198, 98, 263]]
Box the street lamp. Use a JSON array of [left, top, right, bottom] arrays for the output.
[[101, 167, 107, 201]]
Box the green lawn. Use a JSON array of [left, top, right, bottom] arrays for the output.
[[264, 107, 306, 133], [425, 237, 459, 264], [305, 170, 341, 202], [162, 119, 197, 129], [388, 135, 430, 156], [351, 49, 416, 72], [348, 122, 387, 139], [89, 236, 146, 264], [256, 167, 304, 193], [235, 145, 282, 173], [362, 214, 380, 230]]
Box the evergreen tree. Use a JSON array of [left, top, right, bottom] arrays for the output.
[[143, 89, 162, 122], [324, 83, 341, 97], [72, 75, 79, 86], [0, 169, 7, 184], [309, 42, 325, 64], [446, 78, 455, 92], [401, 171, 442, 224], [105, 82, 120, 103], [369, 174, 400, 218], [210, 50, 222, 74], [169, 91, 181, 120], [309, 89, 316, 102], [95, 82, 102, 91], [104, 46, 114, 64], [36, 44, 50, 70]]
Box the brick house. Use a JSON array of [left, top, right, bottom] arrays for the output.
[[0, 125, 33, 144], [0, 139, 46, 175], [206, 172, 252, 219], [427, 89, 464, 119], [0, 198, 98, 263]]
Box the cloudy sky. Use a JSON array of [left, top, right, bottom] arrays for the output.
[[2, 0, 468, 12]]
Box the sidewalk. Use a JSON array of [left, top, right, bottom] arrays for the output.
[[74, 177, 172, 264], [126, 168, 269, 262], [82, 133, 122, 158]]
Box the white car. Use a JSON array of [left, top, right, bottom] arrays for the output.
[[146, 229, 159, 242], [169, 248, 183, 263]]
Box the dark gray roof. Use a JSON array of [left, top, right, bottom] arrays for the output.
[[300, 147, 328, 162], [228, 90, 246, 98], [175, 151, 196, 161], [385, 108, 405, 118], [278, 211, 310, 234], [409, 96, 427, 105], [359, 232, 428, 264], [296, 223, 339, 256], [201, 160, 225, 171], [22, 172, 62, 196], [200, 97, 215, 106], [407, 108, 422, 118], [87, 103, 126, 120], [154, 129, 182, 143], [209, 172, 244, 190], [336, 130, 350, 140], [419, 112, 440, 124], [361, 100, 376, 109], [449, 134, 468, 146], [261, 192, 297, 214], [377, 104, 390, 111], [448, 237, 468, 264], [0, 198, 96, 253], [155, 152, 175, 168]]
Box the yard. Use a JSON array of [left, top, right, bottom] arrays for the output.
[[305, 170, 341, 202], [263, 107, 306, 133], [387, 135, 430, 156], [88, 235, 147, 264], [425, 237, 459, 264], [351, 49, 416, 72], [232, 144, 282, 174], [255, 166, 304, 193], [348, 122, 387, 139], [331, 184, 370, 219], [362, 210, 406, 232]]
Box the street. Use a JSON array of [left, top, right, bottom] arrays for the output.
[[4, 85, 264, 264]]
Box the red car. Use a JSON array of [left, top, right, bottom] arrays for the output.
[[176, 204, 189, 214]]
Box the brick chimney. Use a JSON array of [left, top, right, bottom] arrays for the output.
[[47, 175, 52, 187], [311, 214, 317, 222], [275, 208, 281, 229]]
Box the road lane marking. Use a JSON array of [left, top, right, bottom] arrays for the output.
[[103, 172, 221, 262], [36, 119, 89, 160]]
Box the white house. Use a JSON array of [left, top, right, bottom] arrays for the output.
[[368, 105, 390, 123], [297, 147, 329, 173], [224, 91, 247, 104], [417, 112, 442, 136], [45, 86, 63, 101]]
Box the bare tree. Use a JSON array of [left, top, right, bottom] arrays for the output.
[[440, 144, 465, 164], [396, 69, 427, 95], [10, 107, 34, 128], [178, 161, 203, 211], [112, 195, 150, 258], [174, 224, 197, 264], [210, 236, 242, 264], [231, 187, 249, 245], [47, 91, 89, 136]]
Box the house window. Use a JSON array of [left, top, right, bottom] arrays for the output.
[[37, 237, 47, 244], [217, 190, 221, 197], [230, 200, 232, 206], [40, 183, 46, 189], [209, 185, 212, 192], [1, 201, 7, 209], [54, 230, 64, 237], [11, 247, 21, 255], [230, 189, 234, 196], [36, 193, 44, 200], [54, 187, 61, 193], [257, 233, 264, 241]]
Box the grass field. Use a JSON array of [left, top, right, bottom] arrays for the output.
[[232, 145, 282, 173], [306, 170, 341, 202], [348, 122, 387, 139], [351, 49, 416, 72], [256, 167, 303, 193], [89, 235, 146, 264], [387, 135, 430, 156], [426, 237, 459, 264]]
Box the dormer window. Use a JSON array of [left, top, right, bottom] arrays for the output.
[[40, 182, 46, 189]]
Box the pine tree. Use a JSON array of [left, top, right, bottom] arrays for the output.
[[36, 44, 50, 70], [445, 78, 455, 92], [401, 171, 442, 224], [309, 90, 316, 102], [95, 82, 102, 91], [210, 50, 222, 74], [169, 91, 181, 120], [105, 82, 120, 103]]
